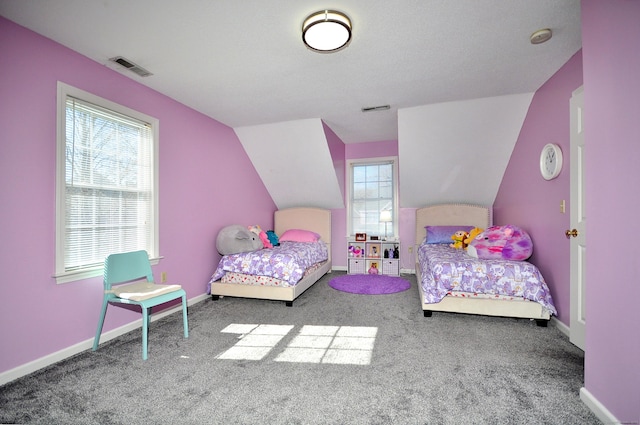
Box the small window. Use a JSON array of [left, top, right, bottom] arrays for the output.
[[347, 157, 398, 239], [55, 83, 159, 283]]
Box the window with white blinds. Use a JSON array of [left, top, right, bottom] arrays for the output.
[[347, 157, 398, 238], [55, 83, 159, 283]]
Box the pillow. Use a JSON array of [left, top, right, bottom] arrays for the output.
[[279, 229, 321, 243], [425, 225, 474, 244]]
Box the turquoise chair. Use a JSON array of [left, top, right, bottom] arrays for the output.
[[93, 250, 189, 360]]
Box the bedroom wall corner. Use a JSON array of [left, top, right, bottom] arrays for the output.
[[492, 50, 583, 327]]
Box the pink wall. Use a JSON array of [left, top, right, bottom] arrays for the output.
[[493, 51, 583, 325], [0, 18, 275, 374], [581, 0, 640, 422]]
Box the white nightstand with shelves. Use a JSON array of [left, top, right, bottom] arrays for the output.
[[347, 239, 400, 276]]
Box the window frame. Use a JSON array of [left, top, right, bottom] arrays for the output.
[[346, 156, 399, 239], [54, 82, 160, 284]]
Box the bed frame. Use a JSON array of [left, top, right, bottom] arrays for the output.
[[210, 207, 332, 306], [414, 204, 551, 324]]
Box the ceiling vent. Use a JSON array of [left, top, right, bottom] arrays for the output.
[[109, 56, 153, 77], [361, 105, 390, 112]]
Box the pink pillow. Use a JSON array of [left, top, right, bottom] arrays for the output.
[[279, 229, 321, 243]]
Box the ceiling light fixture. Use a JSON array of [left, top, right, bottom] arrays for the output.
[[530, 28, 552, 45], [302, 10, 352, 53]]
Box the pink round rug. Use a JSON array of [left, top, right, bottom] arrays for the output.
[[328, 274, 411, 295]]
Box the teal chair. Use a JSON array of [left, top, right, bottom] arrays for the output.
[[93, 250, 189, 360]]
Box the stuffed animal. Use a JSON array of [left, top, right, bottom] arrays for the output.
[[351, 245, 363, 257], [368, 263, 379, 274], [248, 225, 273, 249], [266, 230, 279, 247], [450, 230, 469, 249], [216, 225, 263, 255], [464, 227, 484, 250], [467, 225, 533, 261]]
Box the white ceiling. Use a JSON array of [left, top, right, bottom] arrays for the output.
[[0, 0, 581, 144]]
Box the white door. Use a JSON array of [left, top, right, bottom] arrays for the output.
[[569, 86, 586, 350]]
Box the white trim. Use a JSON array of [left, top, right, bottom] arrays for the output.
[[579, 387, 620, 424], [0, 293, 208, 386], [551, 317, 570, 338]]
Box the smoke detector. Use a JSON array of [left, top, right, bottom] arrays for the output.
[[109, 56, 153, 77], [530, 29, 552, 45]]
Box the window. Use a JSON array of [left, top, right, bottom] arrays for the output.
[[347, 157, 398, 239], [55, 83, 159, 283]]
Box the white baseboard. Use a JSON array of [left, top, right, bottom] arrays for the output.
[[0, 293, 209, 386], [551, 316, 570, 337], [580, 387, 621, 424]]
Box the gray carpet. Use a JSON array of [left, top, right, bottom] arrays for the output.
[[0, 272, 600, 424]]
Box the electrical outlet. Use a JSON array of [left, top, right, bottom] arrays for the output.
[[560, 200, 566, 214], [161, 272, 167, 283], [408, 246, 413, 254]]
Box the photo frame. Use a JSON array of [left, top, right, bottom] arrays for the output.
[[355, 233, 366, 242]]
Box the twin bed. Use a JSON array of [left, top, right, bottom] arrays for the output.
[[208, 207, 332, 306], [207, 204, 556, 325], [414, 204, 556, 325]]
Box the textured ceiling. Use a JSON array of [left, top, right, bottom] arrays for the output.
[[0, 0, 581, 144]]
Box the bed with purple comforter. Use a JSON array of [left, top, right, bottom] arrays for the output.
[[418, 243, 557, 316], [208, 241, 328, 293]]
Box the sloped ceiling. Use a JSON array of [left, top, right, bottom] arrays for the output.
[[235, 119, 344, 210], [398, 93, 535, 208]]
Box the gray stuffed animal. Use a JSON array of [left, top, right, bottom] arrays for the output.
[[216, 225, 263, 255]]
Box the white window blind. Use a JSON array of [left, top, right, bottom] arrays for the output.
[[55, 83, 158, 282]]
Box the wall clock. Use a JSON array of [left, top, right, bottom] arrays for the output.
[[540, 143, 563, 180]]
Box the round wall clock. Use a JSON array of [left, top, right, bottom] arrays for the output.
[[540, 143, 563, 180]]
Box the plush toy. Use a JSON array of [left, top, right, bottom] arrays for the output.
[[464, 227, 484, 250], [368, 263, 379, 274], [216, 225, 263, 255], [266, 230, 279, 247], [467, 225, 533, 261], [248, 225, 273, 249], [351, 245, 363, 257], [450, 230, 469, 249]]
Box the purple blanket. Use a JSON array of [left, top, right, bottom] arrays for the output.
[[418, 244, 557, 315], [208, 241, 328, 293]]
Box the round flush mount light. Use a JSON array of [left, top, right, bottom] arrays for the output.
[[530, 28, 552, 44], [302, 10, 352, 53]]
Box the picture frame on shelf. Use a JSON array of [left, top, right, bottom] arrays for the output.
[[368, 243, 381, 258], [355, 233, 367, 242]]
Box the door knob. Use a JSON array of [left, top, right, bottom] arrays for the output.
[[565, 229, 579, 239]]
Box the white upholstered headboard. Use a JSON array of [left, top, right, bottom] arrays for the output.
[[274, 207, 332, 258], [414, 204, 492, 247]]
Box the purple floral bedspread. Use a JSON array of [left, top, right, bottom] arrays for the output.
[[208, 241, 328, 293], [418, 244, 557, 315]]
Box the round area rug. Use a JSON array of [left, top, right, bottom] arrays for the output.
[[328, 274, 411, 295]]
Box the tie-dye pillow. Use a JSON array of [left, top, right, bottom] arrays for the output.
[[467, 225, 533, 261]]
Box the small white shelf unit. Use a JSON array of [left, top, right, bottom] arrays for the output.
[[347, 239, 400, 276]]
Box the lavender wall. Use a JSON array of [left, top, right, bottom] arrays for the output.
[[0, 18, 275, 374], [493, 51, 583, 325], [581, 0, 640, 422]]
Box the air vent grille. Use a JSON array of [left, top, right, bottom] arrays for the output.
[[361, 105, 390, 112], [109, 56, 153, 77]]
